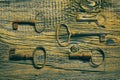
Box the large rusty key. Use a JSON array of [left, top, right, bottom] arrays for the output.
[[56, 24, 109, 47], [12, 12, 45, 33], [0, 12, 45, 33], [12, 19, 45, 33]]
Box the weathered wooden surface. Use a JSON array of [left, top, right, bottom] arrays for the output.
[[0, 0, 120, 79]]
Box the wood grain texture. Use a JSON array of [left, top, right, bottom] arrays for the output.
[[0, 0, 120, 79]]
